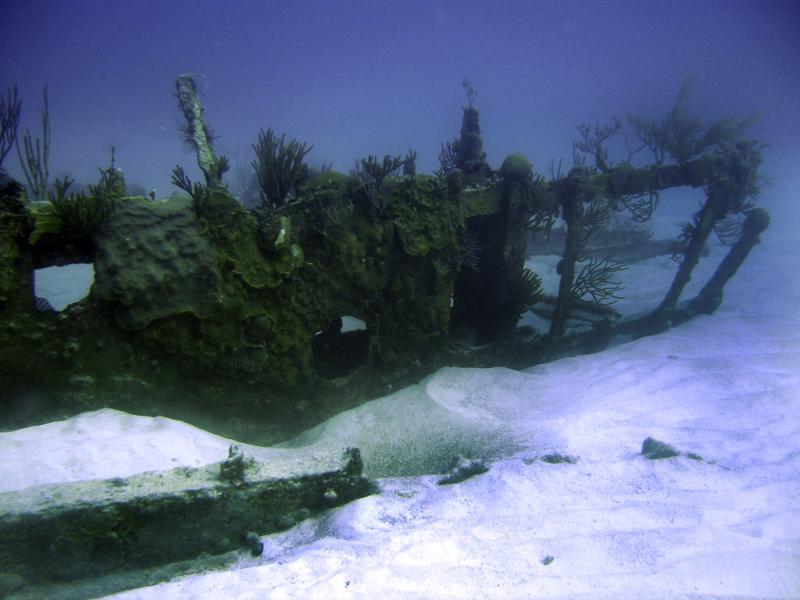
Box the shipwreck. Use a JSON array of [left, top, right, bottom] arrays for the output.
[[0, 75, 768, 439]]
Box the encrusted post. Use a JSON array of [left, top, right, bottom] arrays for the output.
[[550, 200, 579, 337], [657, 195, 722, 315], [688, 207, 770, 314], [175, 74, 225, 187], [549, 170, 586, 337], [654, 142, 761, 320]]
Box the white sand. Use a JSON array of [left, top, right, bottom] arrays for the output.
[[1, 183, 798, 598], [34, 263, 94, 311]]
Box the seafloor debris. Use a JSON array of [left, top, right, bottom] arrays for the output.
[[641, 437, 705, 461], [438, 455, 489, 485], [0, 447, 372, 587]]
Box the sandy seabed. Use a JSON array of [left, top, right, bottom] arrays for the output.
[[2, 184, 799, 599]]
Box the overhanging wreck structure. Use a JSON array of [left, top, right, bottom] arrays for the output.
[[0, 76, 768, 436]]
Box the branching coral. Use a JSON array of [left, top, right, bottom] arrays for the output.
[[403, 149, 417, 176], [571, 258, 628, 305], [573, 119, 622, 172], [29, 175, 117, 244], [306, 175, 355, 236], [90, 146, 126, 201], [615, 190, 660, 223], [505, 267, 543, 324], [449, 228, 482, 272], [436, 141, 457, 176], [16, 85, 50, 201], [252, 127, 313, 212], [628, 77, 757, 164], [0, 84, 21, 167], [354, 154, 403, 216], [171, 165, 210, 214]]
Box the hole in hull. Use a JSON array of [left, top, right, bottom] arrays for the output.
[[34, 263, 94, 311], [312, 316, 369, 378]]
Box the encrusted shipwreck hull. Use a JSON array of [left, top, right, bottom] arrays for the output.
[[0, 168, 531, 433], [0, 76, 769, 436], [0, 153, 768, 437]]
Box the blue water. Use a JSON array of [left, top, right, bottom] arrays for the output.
[[2, 0, 798, 197]]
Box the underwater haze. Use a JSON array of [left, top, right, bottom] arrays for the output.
[[2, 0, 799, 194], [2, 1, 800, 599]]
